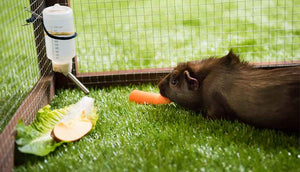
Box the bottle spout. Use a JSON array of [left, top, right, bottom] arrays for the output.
[[66, 72, 89, 94]]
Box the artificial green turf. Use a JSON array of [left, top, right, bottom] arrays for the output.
[[15, 84, 300, 171], [71, 0, 300, 73]]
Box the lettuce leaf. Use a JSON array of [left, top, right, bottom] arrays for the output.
[[16, 96, 99, 156]]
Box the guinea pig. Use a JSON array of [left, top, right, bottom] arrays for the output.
[[158, 50, 300, 132]]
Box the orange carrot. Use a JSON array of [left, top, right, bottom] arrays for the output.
[[129, 90, 171, 105]]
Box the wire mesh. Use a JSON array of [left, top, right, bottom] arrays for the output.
[[0, 0, 55, 169], [0, 0, 42, 132], [71, 0, 299, 76]]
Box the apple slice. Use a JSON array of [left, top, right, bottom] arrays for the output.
[[52, 116, 93, 142]]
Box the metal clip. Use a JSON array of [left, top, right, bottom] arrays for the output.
[[23, 7, 42, 26]]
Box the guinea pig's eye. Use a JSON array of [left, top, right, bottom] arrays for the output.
[[171, 78, 178, 86]]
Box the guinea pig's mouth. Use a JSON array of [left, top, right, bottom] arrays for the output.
[[159, 89, 168, 98], [158, 82, 168, 98]]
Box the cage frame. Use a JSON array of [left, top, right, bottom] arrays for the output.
[[1, 0, 300, 171]]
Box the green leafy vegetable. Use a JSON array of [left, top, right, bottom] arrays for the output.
[[16, 96, 99, 156]]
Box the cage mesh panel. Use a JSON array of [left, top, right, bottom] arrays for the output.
[[0, 0, 43, 132], [0, 0, 55, 170], [71, 0, 299, 75]]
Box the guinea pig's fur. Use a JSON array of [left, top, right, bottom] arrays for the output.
[[158, 51, 300, 132]]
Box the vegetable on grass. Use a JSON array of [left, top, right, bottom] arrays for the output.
[[52, 115, 93, 142], [15, 96, 99, 156], [129, 90, 171, 105]]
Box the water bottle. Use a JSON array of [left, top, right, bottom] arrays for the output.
[[43, 3, 76, 73]]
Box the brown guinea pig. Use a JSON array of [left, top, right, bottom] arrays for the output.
[[158, 50, 300, 132]]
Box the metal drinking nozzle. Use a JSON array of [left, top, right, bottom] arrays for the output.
[[51, 62, 89, 94], [66, 72, 89, 94]]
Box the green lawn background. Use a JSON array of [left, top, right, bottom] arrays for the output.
[[72, 0, 300, 73]]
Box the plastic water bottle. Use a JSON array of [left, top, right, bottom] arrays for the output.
[[43, 4, 76, 72]]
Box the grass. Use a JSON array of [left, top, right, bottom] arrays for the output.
[[15, 84, 300, 171], [71, 0, 300, 73]]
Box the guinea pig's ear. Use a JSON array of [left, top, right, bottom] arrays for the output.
[[184, 70, 199, 90], [221, 49, 240, 66]]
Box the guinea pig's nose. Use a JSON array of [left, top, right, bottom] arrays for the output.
[[158, 83, 167, 97], [158, 81, 163, 88], [158, 74, 170, 97]]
